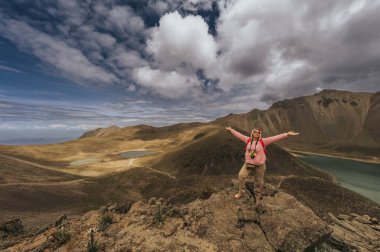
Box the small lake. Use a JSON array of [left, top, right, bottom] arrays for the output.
[[119, 150, 156, 159], [297, 153, 380, 204]]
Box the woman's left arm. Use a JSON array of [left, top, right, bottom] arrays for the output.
[[263, 131, 299, 146]]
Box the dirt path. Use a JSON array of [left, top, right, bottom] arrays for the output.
[[0, 153, 60, 172], [286, 149, 380, 164], [0, 178, 87, 187], [128, 158, 176, 179], [0, 153, 86, 186]]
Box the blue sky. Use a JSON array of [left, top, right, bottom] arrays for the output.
[[1, 0, 379, 142]]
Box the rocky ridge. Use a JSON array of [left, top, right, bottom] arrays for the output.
[[2, 182, 379, 252]]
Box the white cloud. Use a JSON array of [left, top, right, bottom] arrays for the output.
[[49, 124, 67, 129], [0, 64, 25, 73], [149, 1, 170, 14], [0, 18, 117, 85], [56, 0, 85, 26], [147, 11, 217, 70], [0, 124, 19, 130], [181, 0, 214, 11], [108, 45, 147, 69], [133, 11, 218, 99], [91, 31, 117, 50], [133, 66, 199, 98], [105, 6, 145, 33], [148, 0, 213, 14], [213, 0, 298, 89], [127, 85, 136, 92], [0, 103, 13, 109], [211, 0, 380, 100], [264, 50, 312, 86], [1, 0, 380, 118]]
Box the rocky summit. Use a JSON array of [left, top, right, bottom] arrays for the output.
[[2, 182, 379, 252]]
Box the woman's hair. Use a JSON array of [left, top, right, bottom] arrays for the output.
[[251, 128, 262, 139]]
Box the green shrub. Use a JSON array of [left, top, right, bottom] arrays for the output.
[[98, 212, 113, 231], [53, 227, 71, 247], [154, 203, 164, 224], [87, 228, 99, 252]]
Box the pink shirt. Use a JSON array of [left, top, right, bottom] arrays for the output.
[[230, 129, 288, 165]]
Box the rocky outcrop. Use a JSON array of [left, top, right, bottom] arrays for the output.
[[2, 182, 378, 251], [326, 213, 380, 252], [3, 183, 332, 252], [256, 192, 331, 251]]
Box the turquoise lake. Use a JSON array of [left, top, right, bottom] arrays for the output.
[[297, 153, 380, 205]]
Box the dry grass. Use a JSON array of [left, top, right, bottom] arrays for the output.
[[0, 124, 215, 176]]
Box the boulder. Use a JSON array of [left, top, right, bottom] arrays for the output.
[[257, 191, 332, 251]]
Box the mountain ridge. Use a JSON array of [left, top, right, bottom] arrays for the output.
[[212, 89, 380, 160], [77, 89, 380, 162]]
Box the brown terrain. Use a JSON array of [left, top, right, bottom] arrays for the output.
[[0, 90, 379, 251]]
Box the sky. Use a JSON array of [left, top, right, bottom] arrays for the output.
[[0, 0, 380, 142]]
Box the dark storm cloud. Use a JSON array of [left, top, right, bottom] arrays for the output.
[[226, 44, 269, 77], [215, 0, 380, 105]]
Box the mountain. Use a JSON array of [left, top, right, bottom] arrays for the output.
[[213, 90, 380, 160], [78, 90, 380, 161]]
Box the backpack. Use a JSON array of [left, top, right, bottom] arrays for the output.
[[244, 138, 267, 154]]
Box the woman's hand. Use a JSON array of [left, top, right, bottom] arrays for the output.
[[287, 131, 300, 136], [226, 126, 232, 131]]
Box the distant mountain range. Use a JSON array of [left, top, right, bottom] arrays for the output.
[[0, 137, 74, 145]]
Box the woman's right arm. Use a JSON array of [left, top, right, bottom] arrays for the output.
[[226, 127, 249, 143]]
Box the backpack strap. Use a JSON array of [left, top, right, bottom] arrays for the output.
[[244, 137, 252, 150], [259, 139, 267, 154]]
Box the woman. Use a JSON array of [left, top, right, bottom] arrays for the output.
[[226, 126, 299, 203]]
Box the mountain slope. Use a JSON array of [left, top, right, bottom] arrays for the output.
[[213, 90, 380, 160]]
